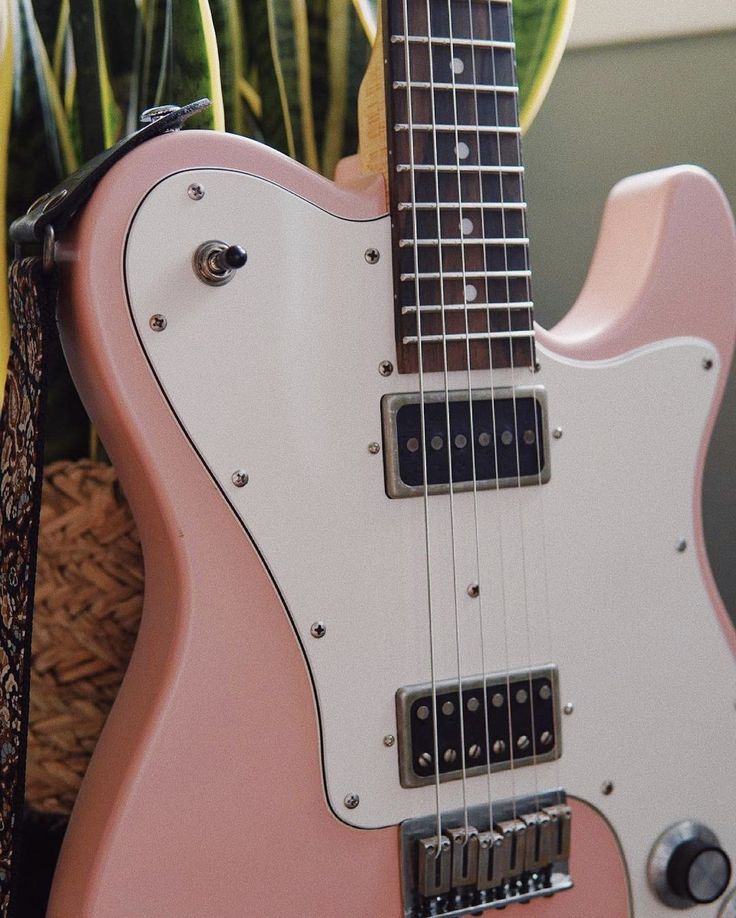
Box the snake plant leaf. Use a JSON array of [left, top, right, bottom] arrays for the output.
[[210, 0, 245, 133], [0, 0, 13, 386], [140, 0, 225, 131], [515, 0, 575, 132], [350, 0, 376, 41]]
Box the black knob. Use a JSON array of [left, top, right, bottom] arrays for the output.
[[649, 821, 732, 908], [214, 244, 247, 272], [667, 838, 731, 905]]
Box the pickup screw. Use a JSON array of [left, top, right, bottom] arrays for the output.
[[540, 731, 553, 747], [231, 469, 249, 488], [368, 442, 381, 455], [365, 247, 380, 264], [492, 740, 506, 755], [417, 752, 433, 768], [187, 182, 205, 200], [467, 582, 480, 598], [344, 793, 360, 809], [310, 621, 326, 639], [468, 744, 482, 760], [563, 702, 574, 715], [149, 314, 167, 332], [553, 427, 563, 440], [601, 780, 614, 796], [676, 537, 688, 553], [383, 734, 395, 747], [443, 748, 458, 764], [702, 357, 714, 370], [379, 360, 394, 377]]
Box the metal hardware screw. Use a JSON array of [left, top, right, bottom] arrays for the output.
[[676, 538, 688, 553], [417, 752, 433, 768], [492, 740, 506, 755], [140, 104, 179, 123], [540, 731, 553, 747], [468, 744, 482, 760], [149, 314, 167, 332], [702, 357, 714, 370], [365, 247, 380, 265], [368, 442, 381, 455], [383, 735, 395, 747], [563, 702, 574, 715], [601, 780, 614, 796], [187, 182, 205, 201], [534, 361, 541, 373], [344, 793, 360, 809], [553, 427, 563, 440], [467, 582, 480, 598], [443, 748, 458, 764], [310, 621, 326, 639], [379, 360, 394, 377], [231, 469, 249, 488]]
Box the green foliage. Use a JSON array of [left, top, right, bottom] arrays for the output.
[[2, 0, 571, 460]]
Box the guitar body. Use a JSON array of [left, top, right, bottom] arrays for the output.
[[47, 129, 735, 918]]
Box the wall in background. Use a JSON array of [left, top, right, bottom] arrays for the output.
[[523, 30, 736, 616], [569, 0, 736, 48]]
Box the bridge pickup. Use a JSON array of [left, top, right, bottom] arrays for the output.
[[395, 666, 560, 789], [401, 790, 573, 917], [381, 386, 550, 499]]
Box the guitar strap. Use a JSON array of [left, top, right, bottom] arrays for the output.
[[0, 98, 210, 917]]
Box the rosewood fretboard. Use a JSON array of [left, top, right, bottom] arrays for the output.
[[384, 0, 534, 374]]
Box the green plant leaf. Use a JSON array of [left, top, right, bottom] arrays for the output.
[[350, 0, 376, 41], [210, 0, 245, 132]]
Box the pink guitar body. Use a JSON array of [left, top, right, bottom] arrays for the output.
[[47, 128, 735, 918]]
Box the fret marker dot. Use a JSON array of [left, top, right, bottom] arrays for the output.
[[465, 284, 477, 302], [450, 57, 464, 75], [455, 141, 470, 161], [461, 217, 474, 236]]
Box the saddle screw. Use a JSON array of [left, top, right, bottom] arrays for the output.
[[187, 182, 205, 200], [467, 582, 480, 598], [383, 734, 396, 747], [310, 621, 326, 639], [368, 442, 381, 455], [379, 360, 394, 377], [702, 357, 714, 370], [149, 314, 167, 332], [231, 469, 249, 488], [553, 427, 563, 439], [365, 247, 380, 265], [676, 538, 688, 553], [344, 793, 360, 809], [601, 780, 614, 796], [563, 702, 574, 715]]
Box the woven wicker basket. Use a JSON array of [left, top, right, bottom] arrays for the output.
[[27, 460, 143, 814]]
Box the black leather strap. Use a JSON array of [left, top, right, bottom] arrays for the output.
[[0, 258, 58, 916]]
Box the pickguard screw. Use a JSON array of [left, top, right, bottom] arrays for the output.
[[365, 247, 380, 264], [149, 314, 167, 332], [676, 538, 688, 553], [563, 703, 574, 715], [601, 780, 614, 796], [344, 793, 360, 809], [383, 734, 395, 747], [534, 361, 541, 373], [553, 427, 563, 440], [702, 357, 714, 370], [368, 441, 381, 455], [310, 621, 326, 639], [467, 582, 480, 598], [231, 469, 249, 488], [379, 360, 394, 377], [187, 182, 205, 200]]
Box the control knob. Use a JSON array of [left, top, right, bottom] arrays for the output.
[[649, 821, 731, 908]]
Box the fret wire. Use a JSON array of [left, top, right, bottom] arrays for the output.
[[402, 301, 534, 314], [396, 164, 524, 174], [403, 330, 534, 345], [390, 35, 515, 49], [399, 237, 529, 247], [398, 201, 526, 211], [393, 80, 518, 94], [401, 270, 531, 281], [394, 124, 521, 134]]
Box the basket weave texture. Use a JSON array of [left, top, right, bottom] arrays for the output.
[[27, 460, 143, 814]]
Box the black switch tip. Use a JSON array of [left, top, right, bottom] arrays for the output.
[[221, 245, 247, 270]]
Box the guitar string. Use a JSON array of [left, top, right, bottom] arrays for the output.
[[501, 0, 564, 809], [427, 0, 471, 836], [400, 0, 444, 846], [485, 0, 540, 821]]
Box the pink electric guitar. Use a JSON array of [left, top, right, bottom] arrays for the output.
[[40, 1, 735, 916]]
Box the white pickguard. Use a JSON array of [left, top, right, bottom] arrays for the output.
[[125, 168, 736, 915]]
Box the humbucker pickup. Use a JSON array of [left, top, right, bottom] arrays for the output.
[[381, 387, 550, 499], [395, 666, 560, 789]]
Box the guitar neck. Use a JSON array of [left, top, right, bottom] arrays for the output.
[[383, 0, 535, 375]]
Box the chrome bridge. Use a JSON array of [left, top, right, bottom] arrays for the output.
[[401, 791, 572, 917]]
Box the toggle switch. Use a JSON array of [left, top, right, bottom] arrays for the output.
[[193, 240, 248, 286]]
